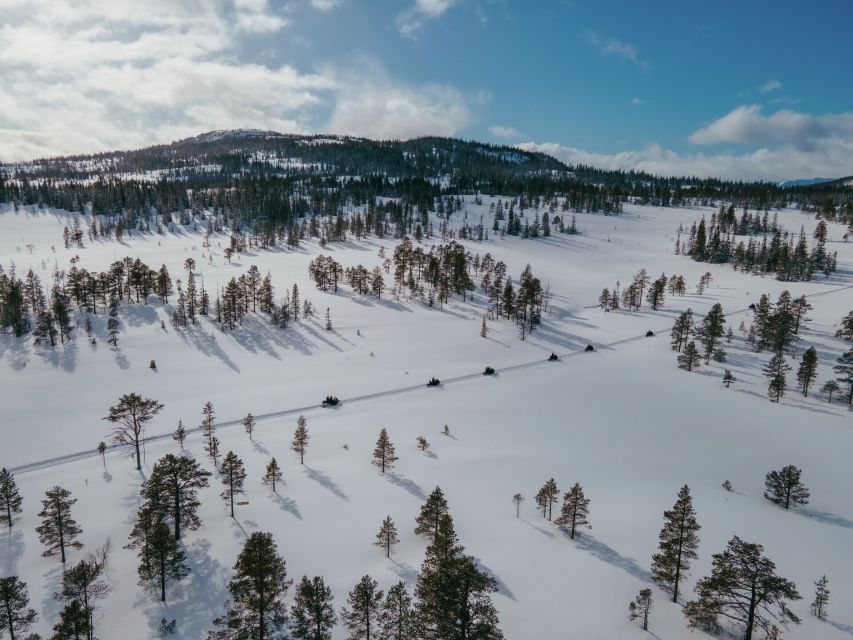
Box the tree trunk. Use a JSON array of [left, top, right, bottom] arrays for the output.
[[160, 556, 166, 602], [6, 594, 16, 640], [744, 585, 757, 640]]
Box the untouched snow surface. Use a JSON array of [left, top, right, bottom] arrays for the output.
[[1, 200, 852, 640]]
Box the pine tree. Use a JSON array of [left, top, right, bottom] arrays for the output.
[[220, 451, 247, 518], [144, 453, 212, 539], [764, 465, 809, 510], [534, 478, 559, 520], [480, 316, 487, 337], [797, 347, 818, 396], [670, 309, 693, 352], [697, 303, 726, 363], [0, 468, 23, 528], [201, 401, 216, 455], [52, 599, 90, 640], [651, 485, 701, 602], [555, 482, 589, 539], [415, 486, 450, 540], [340, 575, 383, 640], [416, 436, 430, 452], [811, 575, 829, 620], [290, 575, 337, 640], [684, 536, 801, 640], [834, 347, 853, 405], [104, 393, 164, 471], [378, 581, 417, 640], [36, 486, 83, 563], [764, 353, 791, 402], [210, 532, 291, 640], [207, 435, 221, 467], [628, 588, 653, 631], [0, 576, 38, 639], [372, 429, 398, 473], [57, 549, 111, 639], [512, 493, 524, 518], [325, 307, 332, 331], [723, 369, 736, 388], [292, 415, 310, 464], [243, 413, 256, 440], [173, 421, 186, 449], [678, 340, 701, 372], [263, 458, 283, 493], [375, 516, 399, 558], [821, 379, 840, 402]]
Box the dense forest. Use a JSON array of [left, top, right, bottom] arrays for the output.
[[2, 132, 852, 233]]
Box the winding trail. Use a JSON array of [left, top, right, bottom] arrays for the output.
[[10, 281, 853, 476]]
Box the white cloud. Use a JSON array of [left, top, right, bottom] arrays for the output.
[[689, 105, 853, 150], [328, 56, 472, 140], [631, 98, 644, 105], [758, 79, 782, 93], [0, 1, 475, 161], [519, 140, 853, 182], [489, 125, 522, 139], [397, 0, 458, 36], [309, 0, 345, 10], [586, 31, 649, 71]]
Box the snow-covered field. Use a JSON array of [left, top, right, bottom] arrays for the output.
[[2, 199, 852, 639]]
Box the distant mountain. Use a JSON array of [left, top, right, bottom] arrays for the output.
[[778, 177, 838, 188]]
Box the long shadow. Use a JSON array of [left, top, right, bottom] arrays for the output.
[[304, 466, 349, 502], [2, 527, 24, 575], [521, 518, 555, 538], [471, 556, 516, 601], [270, 492, 302, 520], [178, 325, 240, 372], [572, 532, 653, 583], [389, 558, 419, 586], [802, 508, 853, 531], [33, 339, 78, 372], [828, 620, 853, 637], [149, 538, 230, 639], [41, 562, 67, 621], [384, 472, 427, 500]]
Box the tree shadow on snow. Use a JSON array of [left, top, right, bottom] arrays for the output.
[[801, 508, 853, 531], [471, 556, 516, 601], [383, 472, 427, 500], [389, 558, 419, 586], [270, 492, 302, 519], [827, 620, 853, 637], [304, 466, 349, 502], [572, 531, 653, 583], [2, 527, 24, 575]]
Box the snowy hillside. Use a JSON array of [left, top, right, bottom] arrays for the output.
[[2, 198, 853, 640]]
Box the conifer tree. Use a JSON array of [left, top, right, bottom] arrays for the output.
[[678, 341, 701, 371], [36, 486, 83, 563], [534, 478, 559, 521], [290, 575, 337, 640], [57, 548, 111, 640], [263, 458, 283, 493], [797, 347, 818, 396], [651, 485, 701, 602], [415, 487, 450, 540], [416, 436, 430, 452], [723, 369, 736, 388], [293, 415, 309, 464], [372, 429, 398, 473], [764, 465, 809, 510], [697, 303, 726, 363], [512, 493, 524, 518], [375, 516, 399, 558], [220, 451, 247, 518], [811, 575, 829, 620], [628, 588, 653, 631], [0, 468, 23, 528], [671, 310, 693, 352], [173, 421, 186, 449], [144, 453, 212, 539], [243, 413, 256, 440], [764, 353, 791, 402], [201, 401, 216, 454], [104, 393, 164, 471], [834, 347, 853, 405], [210, 532, 290, 640], [684, 536, 800, 640], [52, 599, 89, 640], [207, 435, 221, 467], [821, 379, 840, 402], [555, 483, 589, 539], [340, 575, 383, 640], [129, 511, 189, 603], [0, 576, 38, 639], [379, 582, 417, 640], [325, 308, 332, 331]]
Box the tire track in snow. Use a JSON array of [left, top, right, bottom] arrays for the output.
[[10, 282, 853, 476]]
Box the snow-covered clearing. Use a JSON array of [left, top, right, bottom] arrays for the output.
[[1, 199, 852, 639]]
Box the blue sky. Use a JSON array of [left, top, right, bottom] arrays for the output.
[[2, 0, 852, 180]]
